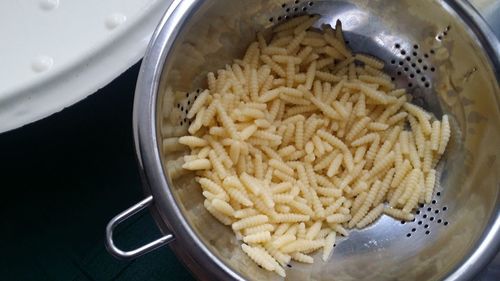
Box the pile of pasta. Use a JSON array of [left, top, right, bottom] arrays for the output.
[[177, 16, 451, 277]]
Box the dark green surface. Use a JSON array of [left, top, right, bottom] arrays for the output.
[[0, 63, 195, 281]]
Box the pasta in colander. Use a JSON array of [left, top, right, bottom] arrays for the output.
[[173, 16, 451, 276]]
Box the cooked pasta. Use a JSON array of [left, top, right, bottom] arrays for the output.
[[173, 17, 451, 276]]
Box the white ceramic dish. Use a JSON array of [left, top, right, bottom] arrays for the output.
[[0, 0, 173, 133]]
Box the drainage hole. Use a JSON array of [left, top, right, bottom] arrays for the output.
[[425, 230, 430, 235]]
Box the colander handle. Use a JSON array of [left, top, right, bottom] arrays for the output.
[[105, 196, 174, 260]]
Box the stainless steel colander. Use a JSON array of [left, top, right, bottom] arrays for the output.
[[105, 0, 500, 280]]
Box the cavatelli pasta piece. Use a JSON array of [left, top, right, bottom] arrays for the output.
[[204, 200, 233, 225], [212, 198, 235, 217], [241, 244, 277, 272], [348, 180, 381, 228], [396, 169, 420, 206], [182, 159, 211, 170], [327, 153, 343, 177], [430, 120, 441, 151], [402, 171, 423, 213], [291, 252, 314, 263], [322, 231, 336, 261], [243, 231, 272, 243], [438, 115, 451, 154], [367, 151, 395, 179], [355, 53, 384, 69], [373, 168, 395, 204], [423, 141, 433, 172], [281, 239, 324, 254], [232, 215, 269, 231], [346, 117, 372, 141], [244, 224, 275, 236], [317, 129, 349, 151], [240, 172, 263, 195], [234, 208, 259, 219], [351, 133, 378, 146], [424, 169, 437, 204], [391, 159, 412, 188], [356, 203, 384, 228], [384, 206, 414, 221]]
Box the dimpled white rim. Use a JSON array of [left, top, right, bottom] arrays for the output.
[[0, 0, 173, 133]]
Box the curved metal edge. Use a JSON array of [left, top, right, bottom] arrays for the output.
[[133, 0, 247, 280], [133, 0, 500, 281], [441, 1, 500, 280], [105, 196, 175, 260]]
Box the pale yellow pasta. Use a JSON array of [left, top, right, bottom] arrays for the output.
[[358, 83, 388, 104], [295, 119, 305, 149], [287, 200, 315, 217], [212, 198, 235, 216], [355, 53, 384, 69], [384, 206, 414, 221], [291, 252, 314, 263], [182, 159, 211, 170], [346, 117, 371, 141], [367, 151, 395, 179], [399, 131, 410, 155], [241, 244, 277, 272], [304, 60, 317, 90], [396, 169, 420, 206], [422, 141, 433, 173], [402, 172, 423, 212], [260, 55, 286, 77], [430, 120, 441, 151], [358, 75, 393, 90], [244, 231, 272, 244], [232, 215, 269, 231], [374, 168, 395, 205], [356, 203, 384, 228], [173, 18, 454, 276], [208, 150, 228, 179], [326, 213, 351, 224], [351, 133, 378, 146], [204, 200, 233, 225], [322, 231, 336, 261], [367, 122, 389, 131], [198, 177, 228, 200], [240, 172, 263, 195], [439, 114, 451, 154], [235, 208, 259, 219], [348, 180, 381, 228], [425, 169, 437, 204], [245, 224, 275, 236], [273, 213, 310, 223], [280, 239, 324, 254], [391, 159, 412, 188], [408, 136, 421, 169]]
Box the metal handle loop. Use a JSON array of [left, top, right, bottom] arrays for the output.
[[105, 196, 175, 260]]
